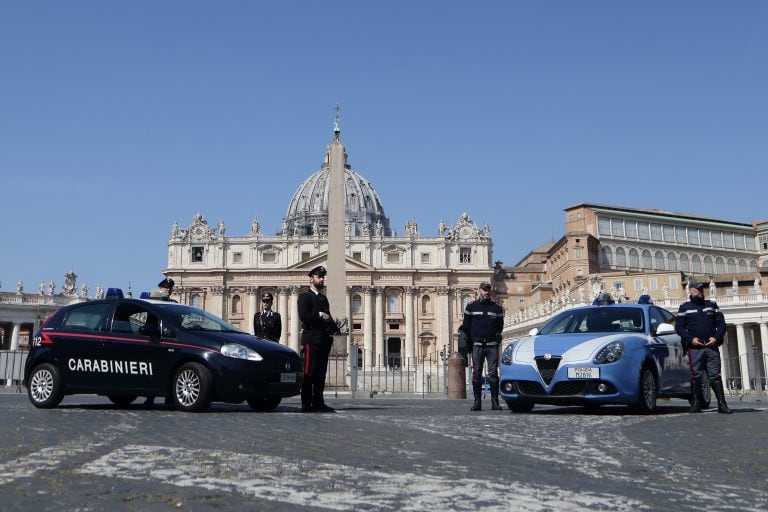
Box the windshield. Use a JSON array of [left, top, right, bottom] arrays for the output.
[[153, 303, 243, 333], [539, 306, 645, 335]]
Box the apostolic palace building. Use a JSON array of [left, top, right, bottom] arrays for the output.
[[2, 124, 768, 393]]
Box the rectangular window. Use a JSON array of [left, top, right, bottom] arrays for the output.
[[574, 247, 583, 259], [598, 216, 611, 236], [746, 236, 756, 251], [232, 252, 242, 264], [625, 221, 638, 239], [420, 252, 431, 264], [649, 278, 658, 291], [675, 226, 687, 244], [669, 276, 678, 289], [387, 252, 400, 264], [650, 223, 662, 241], [613, 281, 624, 291], [192, 246, 204, 263], [352, 252, 362, 261], [301, 252, 311, 262], [699, 229, 711, 246], [663, 224, 675, 242], [688, 228, 700, 245], [711, 231, 722, 247], [388, 323, 400, 330], [610, 218, 625, 237], [723, 232, 735, 249], [353, 323, 362, 330], [262, 252, 276, 263], [633, 279, 643, 291], [638, 223, 650, 240], [459, 247, 472, 263]]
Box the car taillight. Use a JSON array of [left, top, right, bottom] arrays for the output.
[[40, 333, 54, 345]]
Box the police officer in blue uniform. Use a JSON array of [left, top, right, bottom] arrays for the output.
[[676, 280, 732, 414], [297, 266, 339, 413], [254, 292, 282, 342], [460, 282, 505, 411]]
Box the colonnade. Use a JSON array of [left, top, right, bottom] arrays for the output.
[[723, 320, 768, 392]]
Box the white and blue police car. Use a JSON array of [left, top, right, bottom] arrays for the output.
[[24, 288, 302, 412]]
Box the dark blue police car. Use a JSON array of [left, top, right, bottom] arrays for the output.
[[24, 289, 302, 412]]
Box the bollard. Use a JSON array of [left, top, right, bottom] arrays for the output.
[[447, 352, 467, 399]]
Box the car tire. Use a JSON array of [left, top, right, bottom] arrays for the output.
[[27, 363, 64, 409], [172, 362, 213, 412], [107, 395, 138, 407], [631, 366, 657, 413], [505, 399, 534, 413], [247, 396, 282, 412]]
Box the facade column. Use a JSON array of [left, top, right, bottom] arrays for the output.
[[248, 288, 258, 335], [759, 322, 768, 392], [734, 323, 752, 391], [405, 287, 415, 365], [277, 286, 288, 346], [721, 327, 732, 386], [289, 286, 300, 352], [10, 323, 20, 351], [345, 287, 352, 363], [375, 287, 385, 367], [210, 287, 224, 319], [437, 287, 450, 353], [363, 287, 373, 367]]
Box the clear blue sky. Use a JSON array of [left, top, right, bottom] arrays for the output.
[[2, 1, 766, 296]]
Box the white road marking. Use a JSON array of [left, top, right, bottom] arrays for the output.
[[0, 443, 100, 485], [78, 444, 642, 511]]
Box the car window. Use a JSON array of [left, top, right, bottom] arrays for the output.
[[112, 303, 160, 335], [540, 307, 644, 334], [649, 307, 673, 334], [62, 303, 112, 332], [154, 303, 241, 333]]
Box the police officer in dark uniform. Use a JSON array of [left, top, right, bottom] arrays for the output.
[[460, 282, 505, 411], [297, 266, 339, 413], [254, 292, 281, 342], [149, 278, 177, 302], [676, 280, 732, 414]]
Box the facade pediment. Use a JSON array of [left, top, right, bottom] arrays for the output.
[[288, 252, 375, 273]]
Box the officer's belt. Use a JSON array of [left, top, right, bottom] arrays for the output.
[[473, 338, 498, 347]]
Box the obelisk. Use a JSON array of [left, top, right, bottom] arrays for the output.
[[326, 105, 347, 323]]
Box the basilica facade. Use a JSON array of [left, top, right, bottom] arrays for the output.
[[164, 129, 495, 368]]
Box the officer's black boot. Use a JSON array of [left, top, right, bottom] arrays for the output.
[[490, 381, 502, 410], [689, 380, 702, 413], [470, 382, 482, 411], [711, 378, 732, 414]]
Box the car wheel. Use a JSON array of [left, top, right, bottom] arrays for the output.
[[172, 362, 213, 412], [631, 366, 657, 413], [505, 399, 534, 413], [27, 363, 64, 409], [247, 396, 282, 412], [107, 395, 138, 407]]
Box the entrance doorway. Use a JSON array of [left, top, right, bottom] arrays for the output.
[[387, 337, 401, 368]]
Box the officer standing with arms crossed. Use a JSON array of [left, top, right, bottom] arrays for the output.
[[297, 266, 339, 413], [254, 292, 281, 342], [460, 282, 505, 411], [676, 280, 732, 414]]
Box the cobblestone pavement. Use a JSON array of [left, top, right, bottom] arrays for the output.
[[0, 390, 766, 511]]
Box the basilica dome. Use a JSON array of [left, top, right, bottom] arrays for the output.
[[281, 136, 392, 237]]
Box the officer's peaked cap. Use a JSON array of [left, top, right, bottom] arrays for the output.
[[688, 280, 705, 290], [261, 292, 274, 301], [158, 277, 175, 288], [308, 265, 327, 277]]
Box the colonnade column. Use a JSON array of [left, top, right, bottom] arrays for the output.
[[288, 286, 299, 352], [277, 287, 288, 346], [759, 322, 768, 391], [734, 323, 752, 391], [248, 288, 258, 335], [437, 287, 450, 353], [405, 287, 415, 365], [375, 287, 385, 368], [363, 287, 373, 366], [10, 323, 20, 351], [345, 287, 352, 360]]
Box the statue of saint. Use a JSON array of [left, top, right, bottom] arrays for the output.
[[48, 280, 55, 296], [39, 281, 46, 296], [250, 218, 260, 235], [16, 281, 24, 294], [438, 219, 446, 236], [218, 220, 226, 236], [375, 219, 383, 236], [171, 221, 179, 238]]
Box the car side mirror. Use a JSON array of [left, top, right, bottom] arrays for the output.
[[528, 327, 539, 336], [655, 323, 675, 336]]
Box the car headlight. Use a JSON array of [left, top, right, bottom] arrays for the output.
[[594, 341, 624, 364], [501, 342, 517, 365], [221, 343, 263, 361]]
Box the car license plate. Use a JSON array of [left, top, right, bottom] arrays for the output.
[[280, 372, 297, 383], [567, 367, 600, 379]]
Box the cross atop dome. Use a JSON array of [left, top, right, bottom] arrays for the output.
[[332, 103, 341, 136]]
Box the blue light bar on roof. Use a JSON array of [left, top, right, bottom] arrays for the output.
[[105, 288, 124, 299], [637, 294, 654, 304], [139, 291, 151, 299]]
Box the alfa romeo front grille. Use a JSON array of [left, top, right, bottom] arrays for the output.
[[534, 356, 562, 385]]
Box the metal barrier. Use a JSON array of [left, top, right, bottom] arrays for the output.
[[0, 350, 28, 387], [324, 349, 448, 396]]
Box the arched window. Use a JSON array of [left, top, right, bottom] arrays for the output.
[[387, 292, 401, 313], [715, 257, 725, 274], [692, 254, 702, 273], [231, 295, 241, 315], [642, 250, 652, 269], [352, 294, 362, 313], [738, 259, 748, 273], [615, 247, 627, 267], [601, 246, 613, 268], [629, 248, 640, 268], [703, 255, 713, 275], [654, 251, 665, 270], [727, 258, 736, 274], [667, 252, 678, 271], [461, 293, 473, 311], [679, 253, 689, 272], [191, 294, 202, 309], [421, 295, 431, 315]]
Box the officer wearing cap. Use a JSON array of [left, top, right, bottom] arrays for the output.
[[676, 280, 732, 414], [297, 265, 339, 413], [254, 292, 281, 342], [459, 282, 505, 411], [149, 277, 177, 302]]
